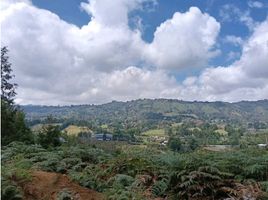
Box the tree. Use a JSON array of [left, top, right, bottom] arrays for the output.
[[1, 47, 33, 145], [37, 116, 61, 148], [1, 46, 17, 104]]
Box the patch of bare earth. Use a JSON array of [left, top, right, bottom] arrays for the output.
[[20, 171, 104, 200]]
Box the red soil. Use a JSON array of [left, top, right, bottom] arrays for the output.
[[21, 171, 104, 200]]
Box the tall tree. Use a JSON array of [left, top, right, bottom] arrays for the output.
[[1, 46, 17, 104], [1, 47, 33, 145]]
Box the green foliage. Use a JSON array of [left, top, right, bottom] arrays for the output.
[[152, 178, 169, 197], [260, 181, 268, 192], [168, 137, 182, 152], [36, 155, 63, 172], [1, 142, 268, 199], [22, 99, 268, 129], [172, 166, 237, 199], [1, 143, 35, 200], [244, 163, 268, 180], [1, 46, 17, 103], [108, 174, 135, 188], [1, 101, 34, 146], [108, 155, 154, 177], [106, 188, 144, 200], [130, 174, 153, 190], [1, 184, 23, 200], [37, 123, 62, 148], [188, 136, 199, 150]]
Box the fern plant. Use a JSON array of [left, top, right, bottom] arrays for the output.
[[172, 166, 238, 199], [151, 178, 169, 197]]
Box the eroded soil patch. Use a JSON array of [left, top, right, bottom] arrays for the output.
[[20, 171, 104, 200]]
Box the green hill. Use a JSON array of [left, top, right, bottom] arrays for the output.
[[22, 99, 268, 127]]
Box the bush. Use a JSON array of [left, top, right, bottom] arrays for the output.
[[1, 184, 23, 200], [167, 137, 181, 152], [108, 174, 135, 188], [37, 124, 61, 148]]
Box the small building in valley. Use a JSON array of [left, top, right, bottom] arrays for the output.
[[257, 143, 268, 148], [94, 133, 113, 141]]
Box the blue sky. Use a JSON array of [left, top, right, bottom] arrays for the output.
[[1, 0, 268, 104]]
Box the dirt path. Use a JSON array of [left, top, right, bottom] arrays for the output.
[[21, 171, 104, 200]]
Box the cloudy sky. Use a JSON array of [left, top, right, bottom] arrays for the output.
[[1, 0, 268, 105]]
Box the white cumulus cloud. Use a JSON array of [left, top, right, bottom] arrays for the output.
[[1, 0, 267, 105], [145, 7, 220, 70], [179, 18, 268, 102]]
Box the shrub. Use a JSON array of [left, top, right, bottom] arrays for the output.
[[1, 184, 23, 200], [167, 137, 182, 152], [108, 174, 135, 188]]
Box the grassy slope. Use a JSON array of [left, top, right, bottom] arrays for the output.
[[63, 125, 92, 136]]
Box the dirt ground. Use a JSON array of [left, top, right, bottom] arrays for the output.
[[20, 171, 104, 200]]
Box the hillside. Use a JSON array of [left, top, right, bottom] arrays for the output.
[[22, 99, 268, 126]]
